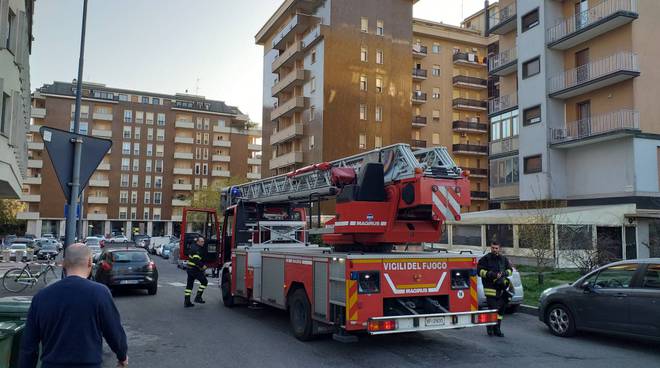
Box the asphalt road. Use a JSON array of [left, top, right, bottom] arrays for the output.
[[91, 255, 660, 368]]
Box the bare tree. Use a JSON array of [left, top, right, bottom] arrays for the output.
[[559, 225, 617, 274], [517, 201, 557, 284]]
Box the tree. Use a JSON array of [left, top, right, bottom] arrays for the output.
[[0, 199, 26, 235], [516, 201, 557, 284]]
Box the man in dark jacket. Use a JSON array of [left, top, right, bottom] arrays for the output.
[[184, 236, 209, 307], [19, 243, 128, 368], [477, 241, 513, 337]]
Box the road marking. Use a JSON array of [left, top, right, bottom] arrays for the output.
[[166, 281, 218, 288]]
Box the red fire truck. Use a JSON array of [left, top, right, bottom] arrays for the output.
[[183, 144, 498, 341]]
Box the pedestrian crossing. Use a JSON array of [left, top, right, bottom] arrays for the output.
[[163, 281, 218, 288]]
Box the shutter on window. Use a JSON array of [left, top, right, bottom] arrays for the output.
[[15, 11, 26, 66], [0, 0, 9, 50]]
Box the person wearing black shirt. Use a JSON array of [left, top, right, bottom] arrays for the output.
[[477, 241, 514, 337]]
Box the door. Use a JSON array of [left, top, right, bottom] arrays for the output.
[[575, 0, 589, 29], [575, 48, 589, 83], [626, 264, 660, 337], [575, 264, 638, 332], [576, 101, 591, 138], [597, 226, 623, 261]]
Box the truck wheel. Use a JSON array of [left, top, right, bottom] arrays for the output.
[[289, 289, 313, 341], [221, 271, 235, 308]]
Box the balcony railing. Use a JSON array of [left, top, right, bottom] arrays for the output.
[[412, 116, 427, 126], [453, 52, 486, 67], [466, 168, 488, 177], [471, 191, 489, 199], [452, 144, 488, 155], [488, 48, 517, 75], [547, 0, 638, 47], [488, 2, 517, 34], [412, 68, 428, 79], [452, 120, 488, 132], [272, 69, 308, 96], [412, 44, 428, 57], [412, 91, 427, 103], [271, 96, 308, 121], [272, 41, 303, 72], [271, 123, 304, 145], [452, 98, 487, 110], [489, 94, 518, 115], [271, 14, 315, 50], [549, 109, 639, 145], [548, 52, 639, 97], [411, 139, 427, 148], [490, 136, 519, 156], [31, 107, 45, 119], [301, 24, 322, 49], [269, 151, 303, 169], [452, 75, 487, 88]]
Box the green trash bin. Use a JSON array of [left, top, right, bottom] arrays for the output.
[[0, 320, 26, 368], [0, 296, 32, 322]]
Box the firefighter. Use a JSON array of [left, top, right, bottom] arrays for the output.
[[477, 241, 514, 337], [184, 236, 209, 308]]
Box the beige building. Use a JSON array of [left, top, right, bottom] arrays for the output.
[[0, 0, 33, 198]]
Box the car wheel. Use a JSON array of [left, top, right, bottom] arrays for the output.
[[147, 284, 157, 295], [546, 304, 576, 337], [289, 288, 313, 341]]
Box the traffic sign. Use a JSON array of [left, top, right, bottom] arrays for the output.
[[64, 203, 81, 220], [40, 126, 112, 201]]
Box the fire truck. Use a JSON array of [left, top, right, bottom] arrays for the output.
[[183, 143, 498, 341]]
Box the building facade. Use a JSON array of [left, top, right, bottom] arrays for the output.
[[19, 81, 261, 238], [0, 0, 33, 198]]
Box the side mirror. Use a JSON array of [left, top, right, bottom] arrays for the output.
[[581, 281, 593, 292]]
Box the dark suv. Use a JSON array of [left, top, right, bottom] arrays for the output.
[[539, 259, 660, 340]]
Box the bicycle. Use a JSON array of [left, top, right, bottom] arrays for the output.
[[2, 255, 59, 293]]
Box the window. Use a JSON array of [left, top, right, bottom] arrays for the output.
[[1, 93, 9, 134], [131, 191, 138, 204], [145, 176, 152, 189], [154, 192, 162, 205], [157, 113, 166, 126], [203, 118, 210, 130], [120, 174, 129, 187], [359, 134, 367, 149], [523, 57, 541, 79], [196, 118, 203, 130], [135, 111, 144, 124], [154, 176, 163, 189], [133, 143, 140, 155], [519, 224, 551, 249], [153, 208, 161, 220], [157, 129, 165, 141], [132, 159, 139, 172], [156, 145, 164, 157], [376, 20, 384, 36], [308, 106, 316, 121], [203, 163, 208, 176], [432, 87, 440, 99], [195, 163, 201, 175], [119, 207, 128, 220], [69, 121, 88, 135], [203, 133, 209, 145], [432, 110, 440, 121], [311, 49, 317, 64], [432, 43, 441, 54], [130, 207, 137, 220], [147, 128, 153, 140], [123, 110, 132, 123], [152, 97, 160, 105], [146, 143, 153, 156], [486, 224, 514, 247], [121, 158, 130, 171], [194, 178, 200, 190], [134, 127, 141, 139], [119, 191, 128, 204], [360, 17, 368, 33], [141, 96, 149, 104], [195, 132, 202, 144], [359, 104, 367, 120], [432, 65, 440, 76], [375, 77, 383, 93], [432, 133, 440, 145], [360, 75, 367, 91], [309, 135, 315, 150], [375, 136, 382, 148], [143, 208, 150, 220], [145, 159, 152, 172], [122, 142, 131, 155], [489, 156, 519, 186], [202, 148, 209, 160], [522, 9, 540, 32], [453, 225, 481, 246], [557, 225, 593, 250], [360, 46, 368, 62], [375, 106, 383, 122], [144, 192, 151, 205], [523, 105, 542, 126], [131, 175, 139, 188], [376, 49, 384, 64], [524, 155, 542, 174], [642, 264, 660, 289], [591, 265, 638, 289], [123, 126, 131, 139], [310, 77, 316, 92], [118, 94, 128, 101]]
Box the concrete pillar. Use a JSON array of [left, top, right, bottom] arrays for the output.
[[147, 221, 153, 236], [104, 221, 111, 237], [81, 220, 88, 238], [58, 220, 66, 239], [126, 221, 133, 240], [637, 220, 650, 258], [166, 221, 173, 236]]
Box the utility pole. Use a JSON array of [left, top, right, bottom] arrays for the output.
[[65, 0, 88, 249]]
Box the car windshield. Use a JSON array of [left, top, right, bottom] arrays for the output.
[[10, 244, 26, 250], [41, 244, 56, 250], [86, 239, 100, 245], [112, 251, 148, 263]]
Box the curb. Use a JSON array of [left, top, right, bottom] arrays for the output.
[[519, 304, 538, 317]]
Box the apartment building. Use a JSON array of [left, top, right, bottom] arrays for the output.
[[0, 0, 33, 199], [438, 0, 660, 263], [19, 81, 262, 238], [256, 0, 414, 176], [411, 19, 492, 212]]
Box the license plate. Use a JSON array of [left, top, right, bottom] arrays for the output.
[[425, 317, 446, 326], [120, 280, 139, 285]]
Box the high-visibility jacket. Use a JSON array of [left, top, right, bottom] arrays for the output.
[[477, 252, 513, 297], [186, 244, 204, 270]]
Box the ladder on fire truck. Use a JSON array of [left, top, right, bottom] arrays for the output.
[[222, 143, 462, 208]]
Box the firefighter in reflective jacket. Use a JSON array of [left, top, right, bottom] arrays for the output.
[[477, 241, 513, 337], [184, 236, 209, 308]]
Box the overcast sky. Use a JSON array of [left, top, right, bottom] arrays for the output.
[[30, 0, 486, 125]]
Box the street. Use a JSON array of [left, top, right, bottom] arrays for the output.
[[87, 256, 658, 368]]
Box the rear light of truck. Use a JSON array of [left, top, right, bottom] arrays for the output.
[[472, 312, 498, 324], [368, 319, 397, 332]]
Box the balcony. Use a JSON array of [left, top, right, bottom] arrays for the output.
[[16, 212, 39, 220], [24, 177, 41, 185], [412, 68, 428, 80], [271, 123, 303, 145], [488, 2, 517, 35], [452, 75, 487, 90], [271, 13, 316, 50], [247, 172, 262, 180], [174, 136, 194, 144], [269, 151, 303, 170], [87, 213, 108, 221], [21, 194, 41, 202], [27, 159, 43, 169], [272, 41, 303, 73], [547, 0, 638, 50], [213, 125, 231, 133], [97, 163, 110, 171], [172, 198, 192, 207], [489, 48, 517, 76], [490, 136, 519, 156], [453, 52, 486, 68], [471, 191, 489, 201], [212, 154, 231, 162], [31, 107, 45, 119], [412, 91, 427, 104], [453, 120, 488, 133], [271, 96, 308, 121], [89, 179, 110, 187], [92, 112, 113, 121], [452, 98, 487, 112], [173, 167, 193, 175], [412, 44, 427, 58], [452, 144, 488, 155], [549, 109, 639, 148], [175, 120, 194, 129], [29, 124, 41, 133], [411, 139, 427, 149], [548, 52, 639, 99], [212, 139, 231, 148], [412, 116, 427, 127], [465, 168, 488, 178], [88, 196, 109, 204], [248, 143, 262, 151], [173, 183, 192, 191], [27, 142, 44, 150], [91, 129, 112, 138], [491, 183, 519, 201], [272, 69, 309, 96], [489, 94, 518, 116], [211, 170, 230, 177], [248, 157, 261, 165], [174, 152, 194, 160]]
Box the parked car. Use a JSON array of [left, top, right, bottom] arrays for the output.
[[539, 258, 660, 340], [148, 236, 178, 255], [3, 235, 17, 247], [23, 234, 36, 240], [108, 235, 129, 243], [42, 233, 54, 239], [36, 243, 59, 260], [133, 234, 151, 249], [93, 247, 158, 295], [9, 243, 28, 261], [85, 236, 104, 248]]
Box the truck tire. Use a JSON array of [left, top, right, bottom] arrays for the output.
[[289, 288, 313, 341], [221, 271, 235, 308]]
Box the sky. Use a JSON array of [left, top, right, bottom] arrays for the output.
[[30, 0, 486, 125]]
